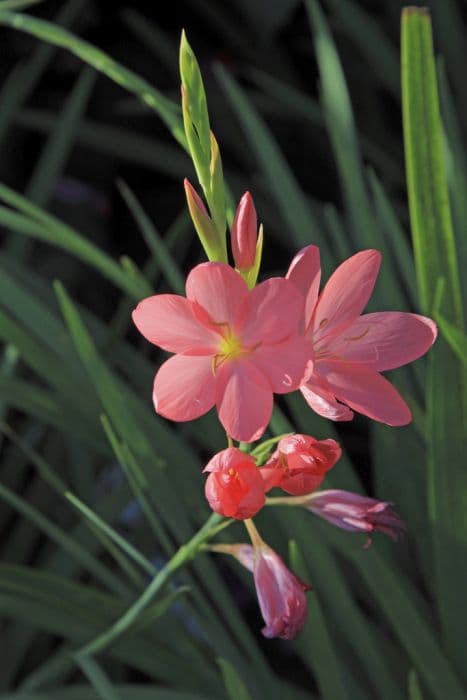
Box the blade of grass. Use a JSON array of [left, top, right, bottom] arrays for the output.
[[321, 525, 466, 700], [217, 658, 253, 700], [15, 110, 191, 177], [75, 658, 122, 700], [401, 7, 463, 322], [402, 8, 467, 680], [323, 0, 399, 95], [289, 541, 350, 700], [0, 10, 184, 144], [117, 179, 185, 294], [0, 186, 152, 299], [305, 0, 373, 248], [0, 480, 129, 596], [0, 0, 86, 141], [214, 63, 327, 254]]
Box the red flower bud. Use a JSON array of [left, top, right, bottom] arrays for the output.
[[231, 192, 257, 270], [204, 448, 265, 519], [261, 434, 341, 496]]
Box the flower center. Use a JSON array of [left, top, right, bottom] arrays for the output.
[[211, 325, 253, 373], [219, 331, 246, 362]]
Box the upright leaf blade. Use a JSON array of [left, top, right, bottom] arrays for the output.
[[401, 7, 463, 323], [401, 7, 467, 683]]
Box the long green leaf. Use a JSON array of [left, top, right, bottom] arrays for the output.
[[0, 10, 184, 144], [402, 8, 467, 682], [401, 7, 463, 322]]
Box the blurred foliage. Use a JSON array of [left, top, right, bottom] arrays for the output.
[[0, 1, 466, 699]]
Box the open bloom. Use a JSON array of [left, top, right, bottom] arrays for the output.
[[286, 246, 437, 425], [306, 489, 405, 545], [204, 448, 265, 519], [227, 542, 310, 640], [133, 262, 312, 441], [261, 433, 341, 495]]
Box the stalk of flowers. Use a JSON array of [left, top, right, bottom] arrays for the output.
[[128, 32, 439, 643]]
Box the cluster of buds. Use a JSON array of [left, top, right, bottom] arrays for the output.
[[203, 436, 404, 639], [204, 435, 341, 519]]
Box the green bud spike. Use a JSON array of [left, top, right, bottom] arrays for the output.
[[244, 224, 263, 289], [179, 30, 211, 164], [184, 179, 227, 262], [208, 131, 227, 238]]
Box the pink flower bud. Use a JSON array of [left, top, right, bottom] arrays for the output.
[[184, 178, 208, 216], [225, 542, 310, 640], [307, 489, 406, 546], [203, 448, 265, 519], [253, 544, 310, 640], [261, 434, 341, 496], [231, 192, 257, 270]]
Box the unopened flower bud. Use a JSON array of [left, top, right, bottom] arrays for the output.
[[261, 434, 341, 495], [306, 489, 406, 546], [203, 448, 265, 519], [231, 192, 258, 271]]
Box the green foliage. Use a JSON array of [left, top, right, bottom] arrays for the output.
[[0, 2, 466, 700]]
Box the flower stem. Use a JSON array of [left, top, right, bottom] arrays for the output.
[[266, 495, 310, 507], [74, 512, 222, 661], [244, 518, 263, 547]]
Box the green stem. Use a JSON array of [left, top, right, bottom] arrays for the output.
[[74, 512, 222, 660], [266, 495, 309, 506]]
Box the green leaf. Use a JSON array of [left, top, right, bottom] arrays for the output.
[[401, 7, 463, 323], [408, 670, 425, 700], [323, 0, 399, 95], [289, 541, 350, 700], [435, 312, 467, 367], [0, 0, 86, 142], [402, 8, 467, 682], [75, 658, 122, 700], [217, 658, 253, 700], [0, 474, 128, 596], [0, 10, 184, 145], [214, 63, 326, 254], [322, 526, 466, 700], [117, 179, 185, 294], [15, 109, 191, 176], [306, 0, 375, 249], [0, 183, 152, 299]]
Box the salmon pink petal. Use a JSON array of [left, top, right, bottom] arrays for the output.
[[326, 312, 438, 370], [237, 277, 304, 344], [286, 245, 321, 329], [286, 245, 321, 301], [153, 354, 215, 421], [216, 360, 273, 442], [250, 336, 313, 394], [313, 250, 381, 343], [186, 262, 248, 325], [320, 360, 412, 426], [301, 376, 354, 421], [132, 295, 217, 354]]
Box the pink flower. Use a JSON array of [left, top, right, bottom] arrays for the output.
[[229, 542, 310, 640], [286, 246, 437, 425], [203, 448, 265, 519], [261, 434, 341, 495], [306, 489, 405, 545], [231, 192, 257, 270], [133, 262, 312, 442]]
